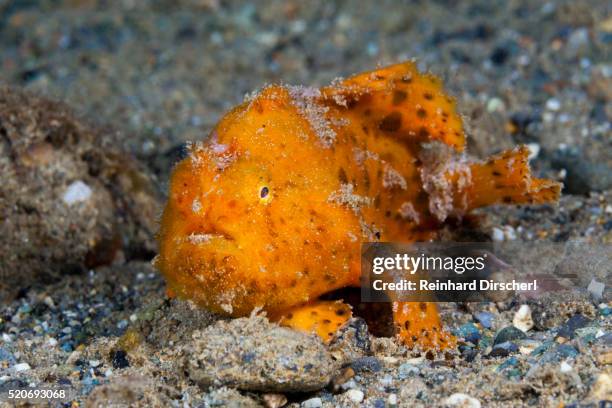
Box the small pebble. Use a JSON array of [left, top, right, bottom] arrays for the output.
[[345, 389, 364, 403], [486, 97, 505, 112], [474, 312, 494, 329], [545, 98, 561, 111], [302, 397, 322, 408], [398, 363, 420, 379], [492, 227, 505, 242], [263, 393, 288, 408], [517, 339, 542, 355], [13, 362, 31, 372], [560, 361, 572, 373], [596, 350, 612, 365], [589, 373, 612, 401], [588, 279, 605, 301], [0, 348, 16, 365], [350, 356, 382, 373], [496, 356, 519, 372], [379, 374, 393, 387], [494, 326, 527, 345], [557, 314, 592, 339], [540, 344, 579, 363], [490, 341, 519, 357], [445, 393, 481, 408], [373, 399, 385, 408], [89, 360, 101, 368], [513, 305, 534, 332], [526, 143, 540, 160], [340, 379, 357, 391], [455, 323, 482, 344], [388, 394, 398, 406], [62, 180, 92, 205]]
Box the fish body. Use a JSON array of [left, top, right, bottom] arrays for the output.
[[156, 62, 560, 348]]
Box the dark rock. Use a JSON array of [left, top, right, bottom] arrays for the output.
[[494, 326, 527, 345], [455, 323, 482, 344], [557, 314, 592, 339], [490, 46, 509, 65], [373, 399, 386, 408], [461, 347, 478, 362], [539, 344, 579, 364], [489, 341, 519, 357], [496, 356, 519, 372], [111, 350, 130, 369], [350, 356, 382, 373]]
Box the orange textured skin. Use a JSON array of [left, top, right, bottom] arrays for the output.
[[156, 62, 561, 349]]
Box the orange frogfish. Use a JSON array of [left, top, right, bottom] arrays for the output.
[[156, 62, 560, 350]]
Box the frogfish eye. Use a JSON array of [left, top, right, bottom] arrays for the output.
[[260, 186, 270, 199]]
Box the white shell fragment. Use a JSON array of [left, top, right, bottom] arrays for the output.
[[63, 180, 92, 205]]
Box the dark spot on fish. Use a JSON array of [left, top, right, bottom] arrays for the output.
[[379, 112, 402, 132], [393, 90, 407, 105], [404, 320, 411, 330], [335, 309, 346, 316], [418, 127, 429, 139], [423, 92, 433, 100], [419, 302, 427, 311], [503, 196, 513, 203], [417, 108, 427, 118], [323, 319, 332, 324]]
